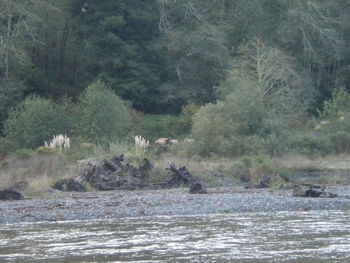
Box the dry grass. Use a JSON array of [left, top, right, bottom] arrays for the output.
[[0, 153, 79, 197], [149, 153, 237, 184], [274, 154, 350, 170]]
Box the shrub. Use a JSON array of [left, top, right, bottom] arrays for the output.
[[191, 91, 294, 157], [319, 87, 350, 120], [73, 80, 132, 144], [139, 114, 176, 142], [290, 134, 333, 157], [13, 148, 37, 160], [0, 137, 18, 155], [329, 131, 350, 154], [4, 96, 73, 149], [191, 40, 308, 158], [234, 155, 277, 185]]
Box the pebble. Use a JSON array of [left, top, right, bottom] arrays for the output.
[[0, 187, 350, 224]]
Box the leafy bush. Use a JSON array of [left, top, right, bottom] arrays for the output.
[[290, 134, 333, 156], [0, 137, 18, 155], [234, 155, 276, 185], [4, 96, 73, 149], [139, 114, 176, 142], [0, 81, 26, 130], [12, 148, 37, 160], [191, 89, 294, 157], [329, 131, 350, 154], [318, 87, 350, 120], [191, 41, 307, 157], [73, 80, 132, 144]]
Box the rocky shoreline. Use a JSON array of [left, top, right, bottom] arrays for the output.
[[1, 186, 350, 224]]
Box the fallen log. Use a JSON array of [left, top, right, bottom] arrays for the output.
[[166, 164, 207, 194], [52, 179, 87, 192], [0, 189, 24, 201], [293, 184, 338, 198]]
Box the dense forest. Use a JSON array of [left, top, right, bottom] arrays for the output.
[[1, 0, 350, 157]]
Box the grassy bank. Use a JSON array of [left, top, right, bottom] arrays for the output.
[[1, 139, 350, 198]]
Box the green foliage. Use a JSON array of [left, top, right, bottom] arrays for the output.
[[36, 146, 57, 155], [4, 95, 73, 149], [0, 81, 26, 131], [137, 114, 189, 142], [234, 155, 276, 184], [0, 137, 18, 155], [12, 148, 37, 160], [72, 0, 167, 112], [1, 0, 350, 161], [73, 80, 132, 144], [290, 134, 333, 157], [191, 39, 307, 157], [329, 131, 350, 154], [319, 87, 350, 120]]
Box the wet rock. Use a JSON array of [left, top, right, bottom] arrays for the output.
[[52, 178, 87, 192], [293, 184, 338, 198], [0, 189, 24, 201]]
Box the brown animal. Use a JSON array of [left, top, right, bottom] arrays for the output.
[[155, 137, 171, 145], [169, 139, 179, 145]]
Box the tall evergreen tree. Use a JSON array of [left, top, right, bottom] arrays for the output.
[[71, 0, 169, 113]]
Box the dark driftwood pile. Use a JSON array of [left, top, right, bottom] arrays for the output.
[[292, 184, 338, 198], [0, 181, 28, 201], [52, 155, 206, 194], [165, 164, 207, 193]]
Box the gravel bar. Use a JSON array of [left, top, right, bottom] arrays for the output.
[[1, 187, 350, 224]]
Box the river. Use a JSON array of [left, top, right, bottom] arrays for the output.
[[1, 210, 350, 262]]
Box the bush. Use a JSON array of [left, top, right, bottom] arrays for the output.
[[290, 134, 333, 157], [138, 114, 177, 142], [318, 87, 350, 120], [12, 148, 37, 160], [4, 96, 73, 149], [137, 105, 198, 143], [191, 90, 294, 157], [0, 137, 18, 155], [234, 155, 276, 185], [73, 80, 132, 144], [329, 131, 350, 154]]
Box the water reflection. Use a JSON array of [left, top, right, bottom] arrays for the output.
[[1, 211, 350, 262]]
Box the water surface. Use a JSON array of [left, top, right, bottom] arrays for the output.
[[1, 211, 350, 262]]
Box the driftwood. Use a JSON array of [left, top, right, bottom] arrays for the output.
[[52, 179, 87, 192], [293, 184, 338, 198], [0, 189, 24, 201], [52, 155, 206, 194], [165, 164, 207, 194], [74, 155, 154, 191]]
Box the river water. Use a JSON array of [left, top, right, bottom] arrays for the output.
[[1, 210, 350, 262]]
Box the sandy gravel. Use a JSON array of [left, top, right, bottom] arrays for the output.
[[1, 187, 350, 224]]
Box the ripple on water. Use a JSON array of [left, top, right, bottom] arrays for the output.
[[0, 210, 350, 263]]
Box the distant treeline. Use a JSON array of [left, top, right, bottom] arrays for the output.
[[1, 0, 350, 157]]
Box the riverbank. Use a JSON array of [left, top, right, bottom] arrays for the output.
[[1, 186, 350, 224]]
